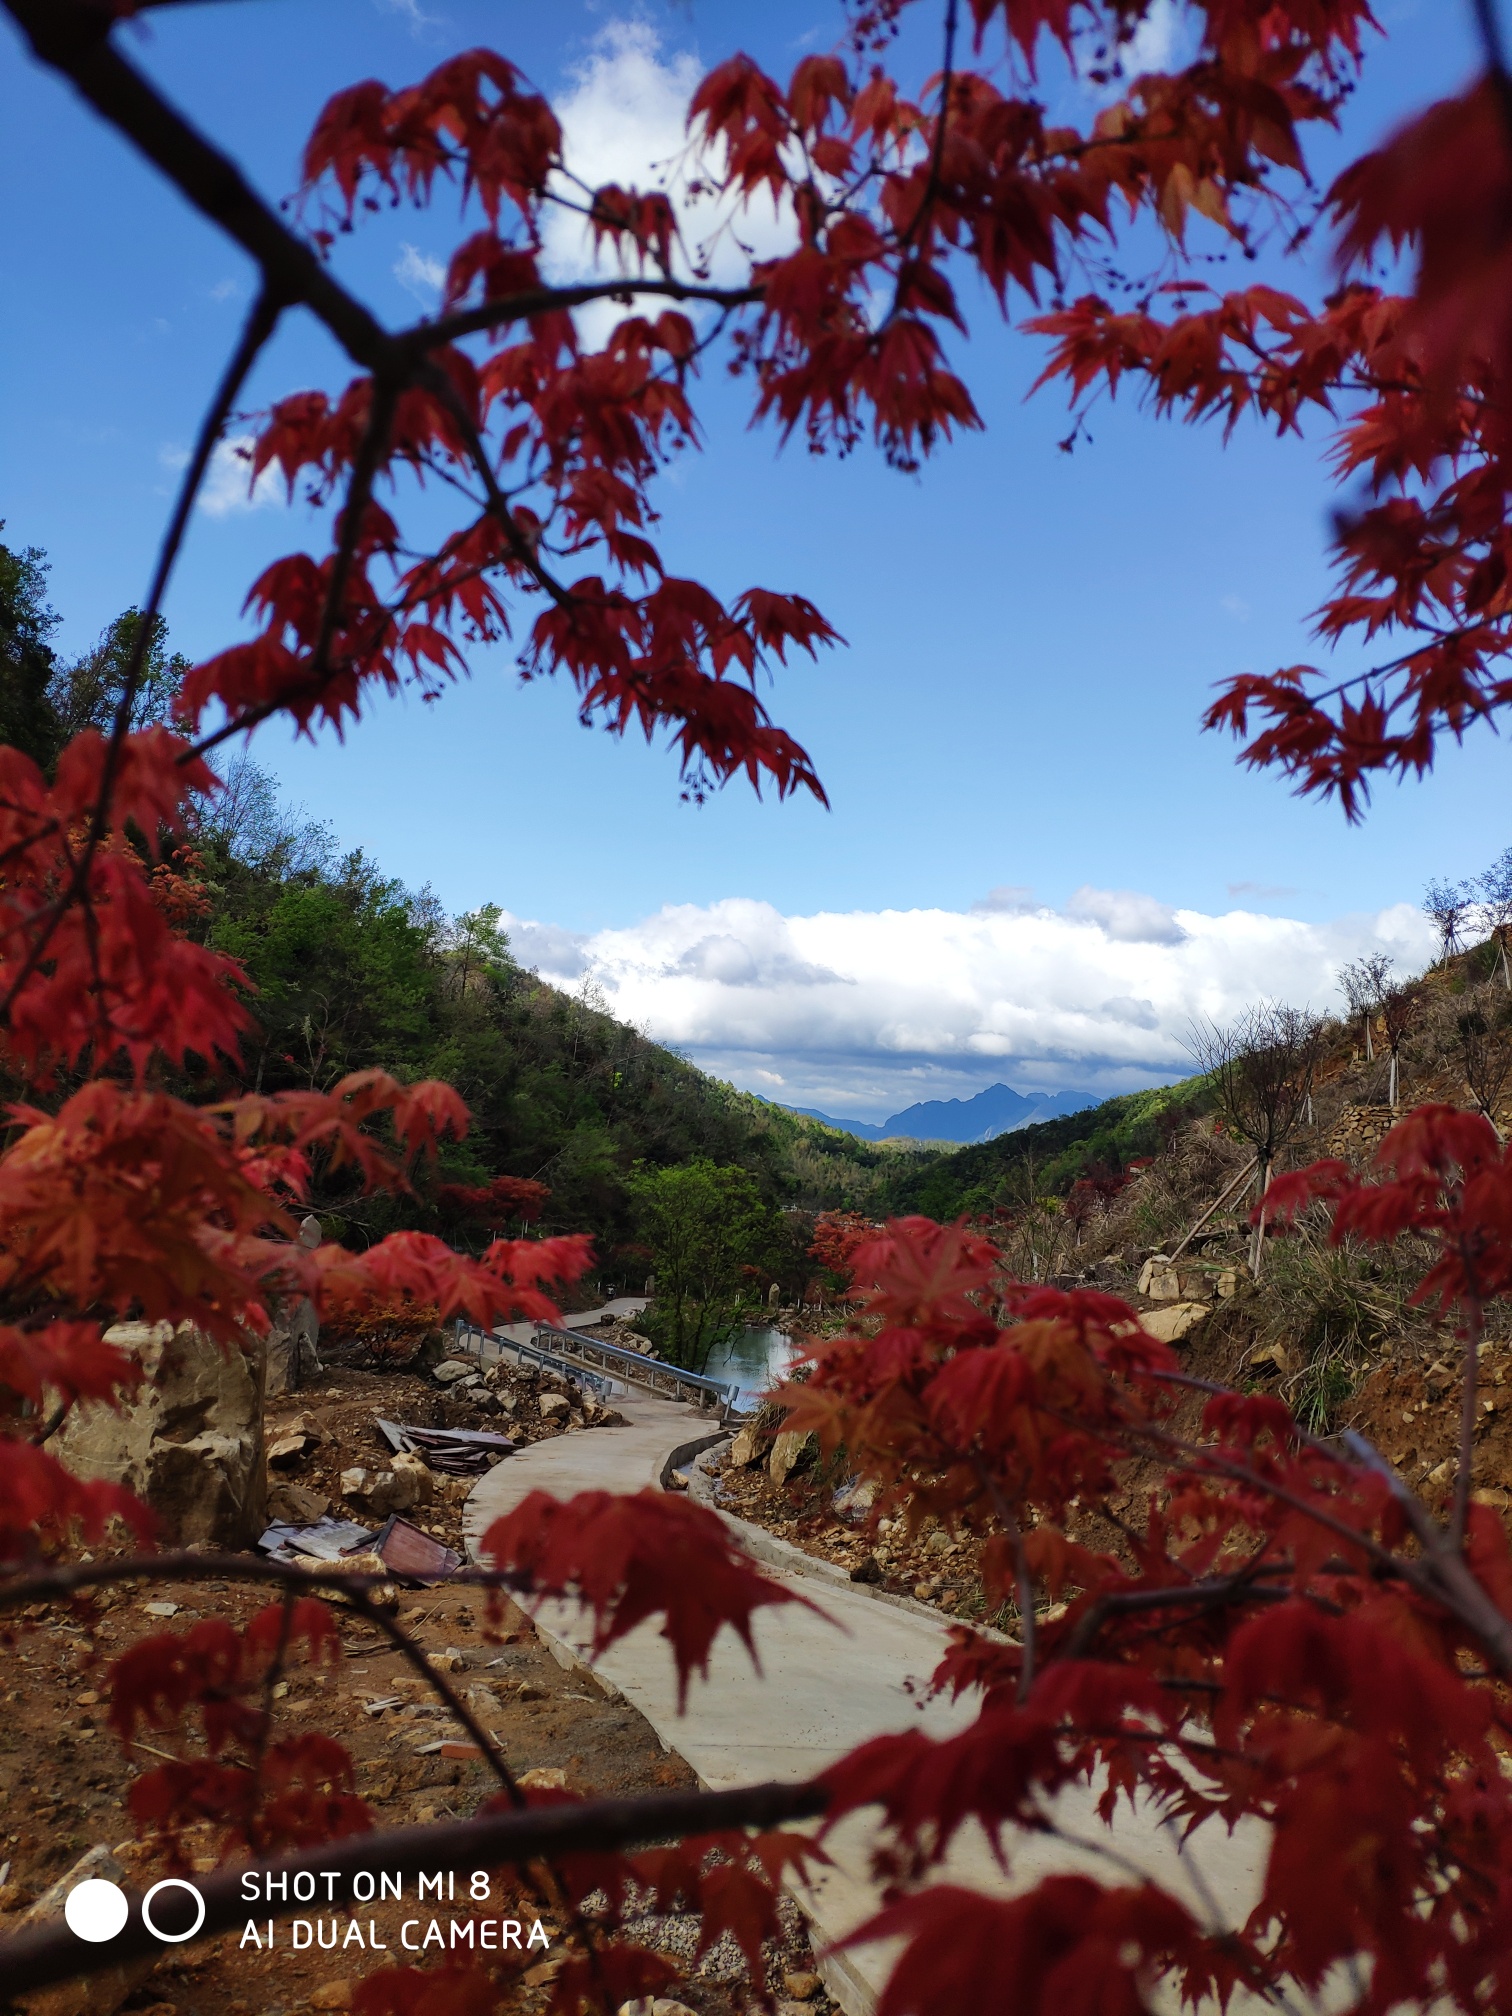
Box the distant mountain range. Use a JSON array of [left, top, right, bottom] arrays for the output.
[[788, 1083, 1100, 1145]]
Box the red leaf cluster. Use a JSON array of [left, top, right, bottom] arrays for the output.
[[110, 1602, 369, 1858]]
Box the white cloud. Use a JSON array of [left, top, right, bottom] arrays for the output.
[[1121, 0, 1202, 75], [502, 890, 1436, 1117], [1064, 885, 1186, 945], [394, 243, 446, 306], [209, 277, 242, 303], [195, 435, 287, 518], [374, 0, 442, 34], [543, 21, 797, 344]]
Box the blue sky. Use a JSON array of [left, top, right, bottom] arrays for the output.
[[0, 0, 1488, 1117]]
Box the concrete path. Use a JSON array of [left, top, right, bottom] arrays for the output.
[[492, 1297, 649, 1349], [465, 1404, 1272, 2015]]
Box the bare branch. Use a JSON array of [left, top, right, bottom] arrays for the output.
[[0, 1778, 828, 1998]]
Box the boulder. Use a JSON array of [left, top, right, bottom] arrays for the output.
[[267, 1418, 324, 1469], [538, 1393, 571, 1422], [768, 1429, 815, 1486], [390, 1452, 434, 1504], [432, 1359, 480, 1387], [51, 1320, 266, 1548], [341, 1460, 430, 1517], [268, 1479, 331, 1525], [1139, 1301, 1212, 1345], [728, 1425, 763, 1467]]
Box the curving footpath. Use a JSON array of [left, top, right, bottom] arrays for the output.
[[464, 1390, 1272, 2016]]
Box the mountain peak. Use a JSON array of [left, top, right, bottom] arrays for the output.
[[789, 1082, 1097, 1144]]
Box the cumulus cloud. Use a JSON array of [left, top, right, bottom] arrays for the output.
[[502, 889, 1435, 1118], [543, 21, 797, 343], [1064, 885, 1187, 945], [504, 918, 589, 979]]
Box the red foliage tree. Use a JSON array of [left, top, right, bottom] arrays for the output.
[[807, 1209, 877, 1291], [5, 1, 1512, 2012], [436, 1173, 551, 1229]]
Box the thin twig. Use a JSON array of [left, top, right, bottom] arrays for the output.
[[973, 1459, 1036, 1698], [1452, 1291, 1486, 1550]]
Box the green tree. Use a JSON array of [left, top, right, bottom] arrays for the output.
[[0, 530, 62, 769], [47, 604, 185, 742], [629, 1160, 769, 1372]]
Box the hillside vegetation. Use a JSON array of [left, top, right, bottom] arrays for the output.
[[880, 1078, 1212, 1219], [191, 792, 932, 1276]]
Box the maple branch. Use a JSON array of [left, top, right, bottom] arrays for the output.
[[901, 0, 959, 255], [0, 1778, 829, 1998], [1059, 1568, 1291, 1661], [305, 376, 400, 697], [404, 277, 764, 354], [416, 361, 575, 610], [3, 0, 394, 373], [1471, 0, 1512, 144], [1135, 1419, 1512, 1674]]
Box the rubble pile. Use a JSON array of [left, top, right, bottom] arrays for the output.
[[710, 1436, 996, 1621], [261, 1348, 625, 1560]]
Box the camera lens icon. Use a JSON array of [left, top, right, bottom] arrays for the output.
[[141, 1878, 207, 1942], [64, 1875, 206, 1945], [64, 1879, 129, 1944]]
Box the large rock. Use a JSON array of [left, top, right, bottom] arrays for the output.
[[1139, 1301, 1212, 1345], [768, 1429, 815, 1486], [340, 1454, 432, 1518], [52, 1320, 267, 1548]]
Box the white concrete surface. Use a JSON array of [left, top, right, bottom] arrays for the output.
[[465, 1399, 1273, 2015]]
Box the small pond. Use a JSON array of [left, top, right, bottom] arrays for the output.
[[699, 1324, 798, 1407]]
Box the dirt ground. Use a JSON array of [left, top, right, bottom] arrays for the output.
[[1, 1347, 831, 2016]]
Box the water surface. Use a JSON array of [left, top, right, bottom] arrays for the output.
[[700, 1324, 798, 1407]]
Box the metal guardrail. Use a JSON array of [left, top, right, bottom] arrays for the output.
[[531, 1323, 740, 1422], [451, 1319, 618, 1399], [452, 1317, 741, 1421]]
